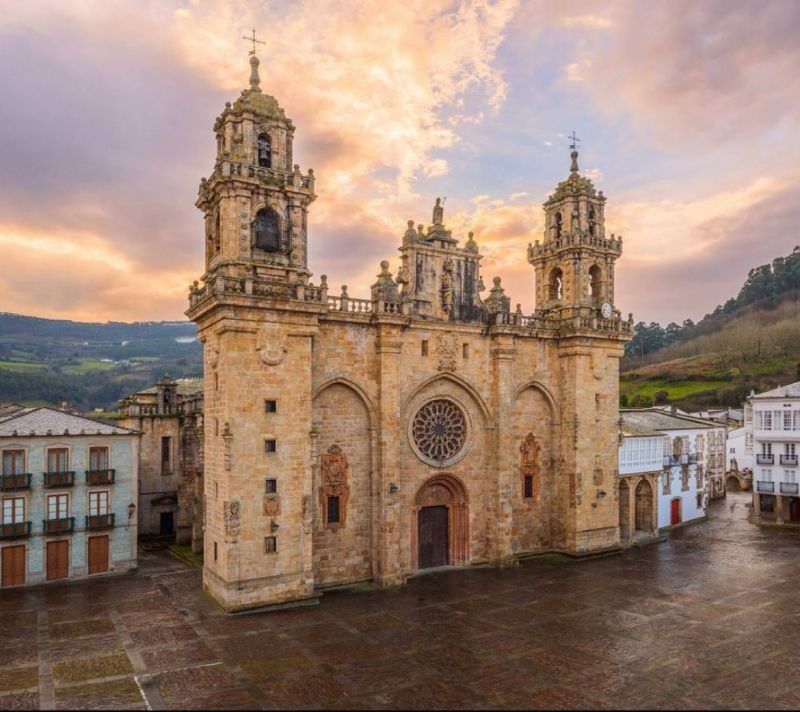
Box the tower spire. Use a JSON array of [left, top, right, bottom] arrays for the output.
[[568, 130, 580, 173], [242, 29, 266, 91]]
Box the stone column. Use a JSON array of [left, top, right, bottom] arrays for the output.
[[375, 321, 405, 586], [489, 332, 515, 564]]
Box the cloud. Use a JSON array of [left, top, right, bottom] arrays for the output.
[[561, 14, 614, 29]]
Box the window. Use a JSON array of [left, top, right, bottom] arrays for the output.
[[761, 469, 772, 481], [254, 208, 281, 252], [89, 447, 109, 471], [327, 496, 341, 524], [784, 411, 793, 431], [696, 493, 703, 508], [89, 491, 109, 516], [47, 494, 68, 520], [47, 448, 69, 473], [265, 439, 277, 454], [786, 443, 796, 456], [588, 207, 596, 236], [548, 268, 563, 301], [265, 399, 277, 413], [785, 470, 797, 483], [2, 497, 24, 523], [462, 343, 469, 359], [264, 536, 277, 554], [161, 437, 172, 473], [761, 494, 774, 513], [214, 542, 218, 561], [554, 211, 562, 239], [588, 265, 601, 301], [762, 411, 772, 430], [2, 450, 24, 475], [265, 478, 277, 494], [257, 133, 271, 168], [421, 340, 429, 357], [523, 475, 534, 499], [761, 442, 772, 456]]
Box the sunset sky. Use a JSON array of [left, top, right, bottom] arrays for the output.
[[1, 0, 798, 324]]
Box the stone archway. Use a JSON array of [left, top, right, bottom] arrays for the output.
[[726, 475, 742, 492], [412, 474, 469, 570], [635, 479, 654, 533]]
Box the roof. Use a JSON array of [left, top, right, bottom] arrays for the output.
[[0, 407, 138, 437], [620, 408, 716, 437], [750, 381, 800, 400], [136, 377, 204, 397]]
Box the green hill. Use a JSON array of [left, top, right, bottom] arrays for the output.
[[0, 313, 202, 411]]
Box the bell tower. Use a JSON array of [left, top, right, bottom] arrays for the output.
[[529, 148, 621, 316]]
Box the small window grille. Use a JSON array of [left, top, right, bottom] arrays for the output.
[[421, 340, 429, 357], [524, 475, 533, 499], [265, 439, 277, 454], [265, 399, 277, 413], [327, 495, 341, 524], [265, 536, 277, 554], [265, 478, 277, 494]]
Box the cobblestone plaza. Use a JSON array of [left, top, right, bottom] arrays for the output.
[[0, 493, 797, 710]]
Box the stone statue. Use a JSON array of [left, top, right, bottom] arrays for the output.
[[433, 197, 444, 226], [440, 257, 454, 313]]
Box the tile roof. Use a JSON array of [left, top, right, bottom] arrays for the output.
[[0, 407, 138, 437], [136, 377, 204, 396], [750, 381, 800, 399], [620, 409, 716, 436]]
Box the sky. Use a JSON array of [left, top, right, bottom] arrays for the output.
[[1, 0, 799, 325]]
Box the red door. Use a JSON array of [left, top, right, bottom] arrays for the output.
[[670, 498, 682, 526], [46, 540, 69, 581], [1, 545, 25, 587], [88, 536, 109, 575]]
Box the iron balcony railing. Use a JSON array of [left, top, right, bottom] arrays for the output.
[[0, 521, 31, 539], [43, 471, 75, 488], [779, 455, 798, 466], [779, 482, 799, 495], [663, 455, 681, 467], [43, 517, 75, 534], [756, 481, 775, 493], [756, 454, 774, 465], [85, 513, 115, 530], [0, 473, 31, 491], [85, 469, 115, 485]]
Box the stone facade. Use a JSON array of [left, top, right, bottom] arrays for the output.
[[186, 53, 632, 611], [118, 377, 204, 551]]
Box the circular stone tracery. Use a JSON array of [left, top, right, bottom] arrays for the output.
[[412, 399, 467, 463]]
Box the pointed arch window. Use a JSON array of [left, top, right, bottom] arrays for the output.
[[589, 264, 602, 301], [588, 207, 596, 236], [554, 212, 563, 239], [258, 133, 272, 168], [255, 208, 281, 252]]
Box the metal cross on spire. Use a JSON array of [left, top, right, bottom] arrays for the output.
[[242, 29, 265, 56], [568, 130, 581, 151]]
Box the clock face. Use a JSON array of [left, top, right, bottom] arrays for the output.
[[601, 302, 613, 319]]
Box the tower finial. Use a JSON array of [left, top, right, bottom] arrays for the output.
[[242, 29, 266, 91], [568, 130, 580, 173]]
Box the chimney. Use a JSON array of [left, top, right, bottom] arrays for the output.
[[670, 404, 677, 417]]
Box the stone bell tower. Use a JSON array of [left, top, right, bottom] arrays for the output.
[[188, 45, 325, 612], [529, 149, 622, 315]]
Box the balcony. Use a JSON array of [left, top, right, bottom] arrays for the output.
[[663, 456, 680, 467], [0, 473, 31, 491], [85, 469, 115, 486], [43, 471, 75, 488], [780, 482, 799, 495], [43, 517, 75, 535], [756, 481, 775, 493], [0, 521, 31, 539], [756, 455, 774, 465], [779, 455, 798, 466], [85, 513, 115, 530]]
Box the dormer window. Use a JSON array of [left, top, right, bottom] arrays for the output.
[[258, 133, 271, 168], [255, 208, 281, 252]]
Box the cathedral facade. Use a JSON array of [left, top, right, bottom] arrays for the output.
[[187, 52, 633, 612]]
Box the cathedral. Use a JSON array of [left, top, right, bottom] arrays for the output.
[[187, 50, 633, 612]]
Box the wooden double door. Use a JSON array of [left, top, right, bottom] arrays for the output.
[[418, 505, 449, 569], [46, 540, 69, 580], [1, 545, 25, 587], [88, 536, 109, 575]]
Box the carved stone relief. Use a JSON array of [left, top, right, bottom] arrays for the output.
[[263, 496, 281, 516], [256, 327, 288, 367], [223, 500, 241, 542], [436, 332, 457, 372], [320, 444, 350, 528], [222, 422, 233, 471], [519, 432, 541, 501]]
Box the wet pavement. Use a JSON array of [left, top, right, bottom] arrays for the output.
[[1, 492, 799, 710]]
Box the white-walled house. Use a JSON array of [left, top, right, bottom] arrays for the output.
[[619, 409, 715, 544], [746, 382, 800, 526], [0, 407, 139, 588]]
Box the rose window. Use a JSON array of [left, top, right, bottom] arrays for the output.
[[412, 399, 467, 463]]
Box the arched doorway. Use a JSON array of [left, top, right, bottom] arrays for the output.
[[413, 475, 469, 570], [619, 480, 630, 541], [726, 475, 741, 492], [634, 479, 654, 533]]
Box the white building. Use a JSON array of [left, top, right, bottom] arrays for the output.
[[746, 382, 800, 525], [0, 406, 140, 587], [619, 409, 716, 544]]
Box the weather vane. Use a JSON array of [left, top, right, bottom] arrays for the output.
[[568, 130, 581, 151], [242, 29, 265, 56]]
